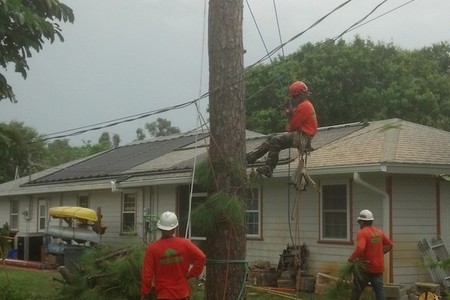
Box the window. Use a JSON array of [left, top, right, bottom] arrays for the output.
[[320, 184, 349, 241], [10, 199, 19, 230], [245, 188, 261, 238], [178, 185, 262, 239], [38, 199, 47, 231], [189, 192, 207, 239], [77, 194, 89, 208], [122, 193, 136, 233]]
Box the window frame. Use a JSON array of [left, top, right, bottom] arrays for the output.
[[319, 182, 351, 243], [179, 185, 262, 240], [189, 192, 208, 241], [245, 187, 262, 239], [10, 198, 19, 231], [77, 194, 89, 208], [121, 193, 137, 234], [38, 198, 47, 232]]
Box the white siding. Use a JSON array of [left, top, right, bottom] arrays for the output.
[[246, 173, 443, 287], [246, 175, 354, 277], [0, 197, 11, 229], [2, 171, 449, 289], [440, 179, 450, 247], [391, 175, 436, 286]]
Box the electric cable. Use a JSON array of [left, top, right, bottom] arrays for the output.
[[273, 0, 286, 58], [34, 0, 353, 143], [243, 0, 412, 103], [346, 0, 417, 34], [34, 0, 415, 146], [245, 0, 273, 63]]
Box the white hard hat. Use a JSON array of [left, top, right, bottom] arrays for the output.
[[157, 211, 179, 231], [357, 209, 374, 221]]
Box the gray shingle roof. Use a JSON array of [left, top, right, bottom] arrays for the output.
[[1, 119, 449, 195], [25, 133, 208, 185], [307, 119, 450, 169]]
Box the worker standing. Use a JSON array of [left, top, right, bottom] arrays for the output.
[[348, 209, 393, 300], [140, 211, 206, 300], [246, 80, 318, 178]]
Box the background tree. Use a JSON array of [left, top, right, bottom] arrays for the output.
[[245, 38, 450, 133], [98, 132, 120, 148], [144, 118, 180, 137], [98, 132, 111, 148], [0, 0, 74, 102], [135, 128, 146, 141], [43, 138, 110, 167], [0, 122, 112, 183], [111, 133, 120, 148], [0, 121, 45, 183], [44, 139, 74, 166]]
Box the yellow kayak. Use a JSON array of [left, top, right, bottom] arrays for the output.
[[49, 206, 98, 222]]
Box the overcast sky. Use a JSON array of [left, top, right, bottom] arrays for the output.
[[1, 0, 449, 146]]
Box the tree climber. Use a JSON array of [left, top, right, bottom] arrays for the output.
[[246, 80, 318, 178]]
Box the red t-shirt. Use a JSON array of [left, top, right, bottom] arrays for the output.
[[286, 99, 318, 136], [141, 237, 206, 299], [349, 226, 393, 273]]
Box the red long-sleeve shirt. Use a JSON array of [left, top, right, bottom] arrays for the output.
[[285, 99, 318, 136], [349, 226, 393, 273], [141, 237, 206, 299]]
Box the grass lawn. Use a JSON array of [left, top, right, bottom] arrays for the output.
[[0, 266, 62, 300], [1, 266, 321, 299], [0, 265, 369, 299]]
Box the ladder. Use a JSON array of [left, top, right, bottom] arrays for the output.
[[418, 237, 450, 288]]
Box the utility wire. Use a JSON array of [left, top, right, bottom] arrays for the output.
[[36, 0, 413, 144], [347, 0, 417, 33], [332, 0, 389, 41], [273, 0, 285, 58], [245, 0, 272, 63], [246, 0, 354, 69], [243, 0, 410, 101], [39, 0, 354, 144]]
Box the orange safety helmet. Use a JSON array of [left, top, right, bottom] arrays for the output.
[[288, 81, 308, 96]]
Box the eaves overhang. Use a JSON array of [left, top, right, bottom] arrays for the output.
[[0, 181, 112, 197], [273, 162, 450, 177], [2, 162, 449, 198]]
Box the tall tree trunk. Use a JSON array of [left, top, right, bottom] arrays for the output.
[[206, 0, 247, 299]]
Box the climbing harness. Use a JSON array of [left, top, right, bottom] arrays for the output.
[[289, 132, 317, 192]]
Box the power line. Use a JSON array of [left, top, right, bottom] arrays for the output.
[[39, 99, 202, 142], [36, 0, 415, 143], [243, 0, 415, 101]]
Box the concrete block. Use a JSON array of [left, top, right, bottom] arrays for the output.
[[415, 282, 440, 295], [387, 296, 408, 300], [384, 283, 406, 298], [409, 294, 419, 300]]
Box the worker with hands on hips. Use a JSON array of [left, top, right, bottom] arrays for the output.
[[140, 211, 206, 300]]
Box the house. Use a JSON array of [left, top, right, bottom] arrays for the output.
[[0, 118, 449, 287]]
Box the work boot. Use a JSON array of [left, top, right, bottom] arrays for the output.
[[256, 165, 273, 178], [246, 142, 270, 164]]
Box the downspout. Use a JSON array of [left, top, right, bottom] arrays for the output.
[[353, 172, 391, 281], [353, 172, 390, 235], [111, 180, 123, 193], [111, 175, 133, 193]]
